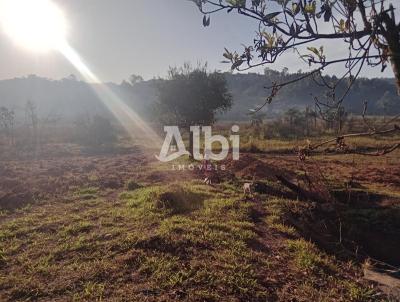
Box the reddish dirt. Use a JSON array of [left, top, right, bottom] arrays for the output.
[[1, 147, 400, 211], [227, 152, 400, 197], [0, 146, 203, 211]]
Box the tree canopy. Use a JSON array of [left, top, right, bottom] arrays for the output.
[[191, 0, 400, 156], [155, 63, 233, 128], [155, 63, 232, 157], [192, 0, 400, 112]]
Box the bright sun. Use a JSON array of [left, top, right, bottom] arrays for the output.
[[0, 0, 67, 52]]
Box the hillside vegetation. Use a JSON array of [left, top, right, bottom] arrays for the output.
[[0, 70, 398, 122]]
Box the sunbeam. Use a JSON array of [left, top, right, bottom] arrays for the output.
[[0, 0, 161, 149], [0, 0, 67, 52], [59, 42, 162, 148]]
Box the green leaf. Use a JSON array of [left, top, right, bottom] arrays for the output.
[[307, 47, 320, 57], [261, 32, 276, 48], [336, 19, 347, 32], [223, 48, 233, 60], [226, 0, 246, 8], [231, 59, 244, 70], [307, 46, 324, 60], [292, 3, 300, 15], [263, 12, 281, 21], [304, 1, 316, 15]]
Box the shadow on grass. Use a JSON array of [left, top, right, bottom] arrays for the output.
[[280, 188, 400, 267]]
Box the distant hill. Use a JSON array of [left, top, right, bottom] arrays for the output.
[[0, 75, 157, 124], [223, 70, 399, 119], [0, 70, 398, 123]]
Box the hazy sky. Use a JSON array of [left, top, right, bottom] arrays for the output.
[[0, 0, 396, 82]]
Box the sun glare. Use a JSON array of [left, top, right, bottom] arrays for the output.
[[0, 0, 67, 52], [0, 0, 161, 148]]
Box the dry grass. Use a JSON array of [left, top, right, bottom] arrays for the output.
[[0, 128, 398, 301]]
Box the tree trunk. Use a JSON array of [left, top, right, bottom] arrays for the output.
[[189, 129, 194, 158], [305, 108, 310, 136], [383, 8, 400, 94], [389, 49, 400, 95]]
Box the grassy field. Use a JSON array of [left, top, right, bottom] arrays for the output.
[[0, 129, 399, 301]]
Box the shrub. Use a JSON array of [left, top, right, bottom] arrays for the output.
[[74, 115, 117, 147], [125, 180, 142, 191], [127, 185, 205, 214]]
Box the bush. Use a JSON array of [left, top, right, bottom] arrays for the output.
[[125, 180, 142, 191], [74, 115, 117, 147], [240, 139, 264, 153], [126, 185, 205, 214]]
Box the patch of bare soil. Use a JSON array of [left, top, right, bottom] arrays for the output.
[[230, 153, 400, 269], [223, 153, 295, 181], [0, 146, 206, 212]]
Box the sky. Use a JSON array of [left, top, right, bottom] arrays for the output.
[[0, 0, 396, 83]]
